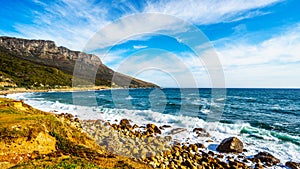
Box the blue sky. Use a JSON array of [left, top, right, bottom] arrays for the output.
[[1, 0, 300, 88]]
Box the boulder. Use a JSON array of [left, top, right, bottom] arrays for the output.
[[146, 123, 161, 134], [216, 137, 243, 153], [194, 143, 205, 149], [119, 119, 132, 130], [193, 127, 210, 137], [132, 124, 139, 129], [189, 144, 198, 152], [120, 119, 130, 126], [286, 161, 300, 169], [146, 123, 156, 129], [154, 126, 162, 134], [254, 152, 280, 166]]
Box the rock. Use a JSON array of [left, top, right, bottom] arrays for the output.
[[170, 128, 187, 135], [206, 139, 214, 142], [253, 152, 280, 166], [133, 124, 139, 129], [216, 137, 243, 153], [185, 159, 197, 169], [146, 123, 156, 129], [104, 122, 110, 126], [164, 136, 172, 142], [194, 143, 205, 149], [154, 126, 161, 133], [208, 151, 214, 156], [189, 144, 198, 152], [286, 161, 300, 169], [238, 155, 245, 159], [162, 125, 172, 128], [66, 113, 74, 119], [163, 150, 172, 157], [119, 119, 133, 130], [217, 154, 224, 158], [120, 119, 130, 126], [193, 128, 210, 137], [255, 159, 264, 169]]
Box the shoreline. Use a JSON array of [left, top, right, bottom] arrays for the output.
[[2, 90, 300, 169], [0, 86, 114, 95], [0, 86, 160, 95], [76, 115, 298, 169]]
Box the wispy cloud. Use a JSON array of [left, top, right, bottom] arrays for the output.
[[11, 0, 110, 50], [133, 24, 300, 88], [215, 24, 300, 87], [3, 0, 297, 87], [144, 0, 282, 24], [3, 0, 283, 51], [218, 24, 300, 67], [96, 49, 128, 69], [133, 45, 147, 49], [113, 51, 202, 87], [84, 13, 189, 50]]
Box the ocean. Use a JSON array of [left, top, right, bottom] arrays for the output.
[[6, 88, 300, 166]]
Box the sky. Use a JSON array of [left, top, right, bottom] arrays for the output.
[[1, 0, 300, 88]]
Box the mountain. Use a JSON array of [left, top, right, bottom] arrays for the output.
[[0, 36, 158, 89]]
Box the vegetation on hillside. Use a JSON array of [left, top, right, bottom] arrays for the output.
[[0, 46, 158, 89], [0, 48, 74, 89], [0, 98, 151, 169]]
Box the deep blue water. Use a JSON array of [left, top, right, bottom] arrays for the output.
[[8, 88, 300, 162], [30, 88, 300, 137]]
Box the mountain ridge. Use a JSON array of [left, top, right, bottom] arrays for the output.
[[0, 36, 158, 88]]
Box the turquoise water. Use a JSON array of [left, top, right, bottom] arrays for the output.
[[7, 88, 300, 163], [30, 88, 300, 136]]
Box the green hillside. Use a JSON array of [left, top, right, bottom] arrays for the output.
[[0, 36, 158, 89], [0, 48, 74, 89]]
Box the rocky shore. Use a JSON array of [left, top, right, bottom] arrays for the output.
[[0, 98, 151, 168], [59, 113, 299, 169], [1, 98, 299, 169]]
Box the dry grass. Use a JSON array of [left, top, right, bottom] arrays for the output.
[[0, 98, 152, 169]]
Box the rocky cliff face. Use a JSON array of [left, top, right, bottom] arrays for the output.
[[0, 36, 158, 88], [0, 36, 101, 67]]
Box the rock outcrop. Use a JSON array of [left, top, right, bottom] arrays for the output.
[[0, 36, 101, 68], [193, 127, 210, 137], [0, 36, 158, 88], [216, 137, 244, 153], [253, 152, 280, 166], [286, 161, 300, 169]]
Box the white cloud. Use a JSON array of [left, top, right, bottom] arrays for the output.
[[84, 13, 189, 50], [218, 25, 300, 67], [121, 24, 300, 88], [95, 49, 128, 68], [144, 0, 282, 25], [223, 63, 300, 88], [12, 0, 110, 50], [113, 50, 201, 88], [5, 0, 283, 51], [216, 24, 300, 87], [133, 45, 147, 49], [4, 0, 298, 88]]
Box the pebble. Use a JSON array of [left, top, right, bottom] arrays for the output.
[[77, 118, 281, 169]]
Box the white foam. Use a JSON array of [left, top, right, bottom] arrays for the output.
[[5, 92, 300, 167]]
